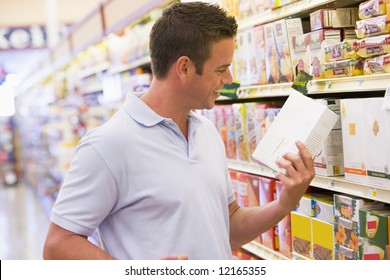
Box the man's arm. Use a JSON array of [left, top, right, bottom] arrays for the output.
[[43, 222, 116, 259], [229, 141, 315, 250], [43, 223, 189, 260]]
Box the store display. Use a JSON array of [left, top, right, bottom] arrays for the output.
[[9, 0, 390, 260]]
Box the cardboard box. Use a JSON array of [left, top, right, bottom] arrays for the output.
[[312, 218, 334, 260], [291, 33, 310, 78], [340, 98, 368, 184], [259, 176, 278, 251], [363, 98, 390, 188], [253, 25, 267, 85], [264, 18, 303, 83], [311, 194, 335, 224], [359, 208, 390, 247], [233, 104, 251, 162], [235, 31, 250, 86], [334, 244, 359, 260], [309, 29, 342, 79], [294, 194, 314, 217], [276, 181, 292, 259], [236, 171, 249, 207], [310, 8, 359, 31], [334, 216, 359, 251], [359, 237, 387, 260], [314, 99, 344, 177], [247, 173, 261, 244], [225, 105, 237, 160], [291, 211, 312, 259], [334, 193, 385, 222]]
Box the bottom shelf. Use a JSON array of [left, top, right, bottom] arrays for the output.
[[242, 241, 290, 260]]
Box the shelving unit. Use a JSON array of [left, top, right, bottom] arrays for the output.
[[242, 241, 290, 260], [228, 159, 390, 204]]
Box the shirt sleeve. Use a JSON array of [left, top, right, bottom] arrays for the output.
[[51, 141, 118, 237]]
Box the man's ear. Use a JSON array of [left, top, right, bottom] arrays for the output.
[[176, 56, 192, 79]]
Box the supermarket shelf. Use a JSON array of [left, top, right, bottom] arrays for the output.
[[234, 73, 390, 99], [80, 84, 103, 94], [238, 0, 335, 31], [107, 56, 152, 75], [312, 175, 390, 204], [292, 252, 311, 260], [227, 160, 390, 204], [307, 73, 390, 94], [242, 241, 290, 260], [237, 83, 293, 98], [78, 62, 110, 80]]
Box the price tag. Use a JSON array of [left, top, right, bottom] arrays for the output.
[[368, 187, 377, 199], [325, 81, 332, 90], [328, 179, 335, 189], [356, 79, 364, 87]]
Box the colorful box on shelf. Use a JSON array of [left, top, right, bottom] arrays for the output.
[[334, 216, 360, 251], [359, 237, 388, 260], [334, 193, 385, 223], [311, 194, 335, 224], [291, 211, 312, 259], [259, 176, 278, 251], [359, 208, 390, 247], [312, 218, 334, 260], [334, 243, 359, 260], [310, 8, 359, 31], [276, 181, 292, 259]]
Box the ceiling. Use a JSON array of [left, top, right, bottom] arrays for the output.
[[0, 0, 102, 75]]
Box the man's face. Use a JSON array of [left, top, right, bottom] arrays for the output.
[[187, 38, 235, 110]]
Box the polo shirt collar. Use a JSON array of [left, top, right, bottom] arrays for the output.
[[123, 92, 165, 127], [123, 92, 204, 132]]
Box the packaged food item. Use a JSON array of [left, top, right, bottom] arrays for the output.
[[363, 53, 390, 74], [324, 40, 359, 62], [356, 15, 390, 38], [357, 34, 390, 57], [309, 29, 342, 79], [310, 8, 359, 31], [359, 0, 387, 19], [323, 58, 364, 78]]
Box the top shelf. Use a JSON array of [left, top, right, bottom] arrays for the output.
[[237, 0, 358, 31]]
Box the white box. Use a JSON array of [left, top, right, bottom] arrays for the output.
[[340, 98, 368, 184], [363, 98, 390, 188], [252, 91, 339, 174]]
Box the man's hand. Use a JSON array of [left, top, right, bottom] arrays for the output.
[[274, 140, 315, 212]]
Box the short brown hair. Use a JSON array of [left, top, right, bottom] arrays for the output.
[[149, 2, 237, 79]]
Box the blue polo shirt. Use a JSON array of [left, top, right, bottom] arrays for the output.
[[51, 93, 235, 259]]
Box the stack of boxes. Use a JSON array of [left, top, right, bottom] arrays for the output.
[[234, 18, 303, 86], [357, 0, 390, 75], [230, 172, 293, 257], [359, 208, 390, 259], [333, 194, 385, 259], [291, 192, 335, 259]]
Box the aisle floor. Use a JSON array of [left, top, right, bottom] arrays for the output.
[[0, 182, 50, 259]]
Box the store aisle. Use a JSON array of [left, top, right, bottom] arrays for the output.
[[0, 182, 50, 259]]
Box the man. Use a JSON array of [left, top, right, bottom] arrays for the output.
[[43, 1, 315, 260]]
